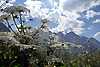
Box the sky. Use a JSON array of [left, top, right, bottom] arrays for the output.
[[0, 0, 100, 41]]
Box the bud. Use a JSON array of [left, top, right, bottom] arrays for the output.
[[87, 39, 91, 42], [6, 1, 8, 3], [78, 54, 82, 57], [1, 9, 3, 11], [95, 47, 97, 50], [29, 19, 34, 21], [62, 44, 64, 46], [86, 51, 88, 54], [84, 42, 86, 44], [82, 46, 85, 50], [74, 60, 77, 62]]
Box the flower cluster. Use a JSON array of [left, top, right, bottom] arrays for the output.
[[0, 14, 12, 21], [1, 5, 30, 14]]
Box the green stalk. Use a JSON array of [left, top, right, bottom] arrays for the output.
[[32, 23, 45, 38], [59, 47, 61, 59], [12, 14, 21, 34], [19, 12, 25, 35], [6, 19, 20, 38], [23, 21, 30, 25]]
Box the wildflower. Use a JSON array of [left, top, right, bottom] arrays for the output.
[[97, 61, 100, 63], [50, 43, 69, 49], [84, 42, 86, 44], [86, 51, 88, 54], [29, 54, 32, 57], [54, 65, 56, 67], [88, 45, 90, 47], [88, 59, 90, 62], [83, 54, 85, 56], [64, 42, 76, 47], [78, 54, 82, 57], [39, 19, 51, 25], [29, 19, 34, 21], [74, 60, 77, 63], [25, 26, 33, 30], [4, 54, 7, 59], [40, 25, 49, 31], [83, 50, 85, 53], [82, 46, 85, 50], [99, 52, 100, 54], [44, 35, 59, 41], [69, 51, 72, 54], [62, 43, 64, 46], [87, 39, 91, 42], [0, 51, 2, 53], [0, 14, 12, 22], [84, 63, 86, 67], [2, 5, 30, 14], [95, 47, 97, 50], [77, 45, 82, 48], [13, 15, 19, 19], [9, 55, 12, 59], [30, 27, 45, 34]]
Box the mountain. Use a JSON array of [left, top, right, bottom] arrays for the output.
[[62, 32, 100, 50], [40, 31, 100, 50], [0, 22, 10, 32]]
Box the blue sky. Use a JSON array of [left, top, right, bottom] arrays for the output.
[[0, 0, 100, 41]]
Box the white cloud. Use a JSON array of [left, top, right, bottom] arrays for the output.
[[88, 26, 93, 30], [24, 0, 86, 35], [9, 0, 16, 3], [62, 0, 100, 12], [63, 11, 80, 20], [0, 0, 13, 9], [24, 0, 43, 18], [85, 10, 100, 19], [94, 32, 100, 38], [85, 10, 97, 19], [48, 0, 54, 7], [93, 19, 100, 23], [25, 0, 100, 35]]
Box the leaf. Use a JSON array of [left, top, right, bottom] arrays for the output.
[[14, 56, 18, 59], [12, 60, 16, 63]]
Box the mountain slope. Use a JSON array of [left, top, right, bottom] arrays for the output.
[[0, 22, 10, 32], [61, 32, 100, 50]]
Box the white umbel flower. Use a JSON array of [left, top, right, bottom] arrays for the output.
[[0, 14, 12, 22], [39, 19, 51, 25], [2, 5, 30, 14]]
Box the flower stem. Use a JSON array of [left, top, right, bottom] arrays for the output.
[[12, 14, 21, 35], [32, 23, 45, 38], [6, 19, 20, 38], [19, 12, 25, 35]]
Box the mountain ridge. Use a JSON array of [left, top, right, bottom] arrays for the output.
[[46, 31, 100, 50]]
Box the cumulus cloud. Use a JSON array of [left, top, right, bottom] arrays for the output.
[[9, 0, 16, 3], [94, 32, 100, 38], [24, 0, 50, 19], [85, 10, 100, 19], [93, 19, 100, 23], [62, 0, 100, 12], [85, 10, 97, 19], [0, 0, 13, 10], [24, 0, 86, 35], [24, 0, 100, 35], [88, 26, 93, 30]]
